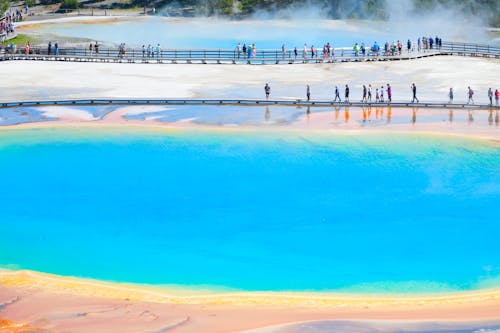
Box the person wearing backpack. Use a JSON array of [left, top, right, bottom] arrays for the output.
[[467, 86, 474, 104], [264, 83, 271, 100]]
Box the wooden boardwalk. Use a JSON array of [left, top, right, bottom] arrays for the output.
[[1, 50, 498, 65], [1, 98, 498, 110], [1, 42, 499, 65]]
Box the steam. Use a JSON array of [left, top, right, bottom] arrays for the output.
[[383, 0, 491, 43], [153, 0, 498, 47], [243, 0, 494, 43]]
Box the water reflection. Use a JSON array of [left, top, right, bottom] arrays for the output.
[[468, 111, 474, 124], [2, 105, 497, 130]]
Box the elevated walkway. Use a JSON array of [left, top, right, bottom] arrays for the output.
[[1, 98, 498, 110], [1, 42, 499, 64]]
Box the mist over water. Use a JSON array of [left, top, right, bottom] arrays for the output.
[[37, 13, 495, 50], [153, 0, 495, 46]]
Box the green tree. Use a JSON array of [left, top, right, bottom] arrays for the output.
[[0, 0, 10, 14], [60, 0, 78, 9]]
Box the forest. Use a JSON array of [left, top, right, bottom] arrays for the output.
[[2, 0, 499, 26]]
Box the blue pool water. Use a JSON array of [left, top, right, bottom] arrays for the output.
[[0, 128, 499, 293], [36, 17, 458, 49], [38, 17, 389, 49]]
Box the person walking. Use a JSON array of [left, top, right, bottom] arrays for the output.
[[387, 84, 392, 103], [488, 88, 493, 105], [495, 89, 499, 106], [89, 43, 93, 56], [411, 83, 419, 103], [242, 43, 247, 59], [467, 86, 474, 104], [264, 83, 271, 100], [334, 86, 341, 102], [353, 43, 359, 56], [237, 43, 241, 59], [156, 43, 161, 58], [306, 84, 311, 101], [380, 86, 384, 102], [345, 84, 350, 103], [294, 47, 297, 59], [142, 45, 146, 58], [24, 42, 30, 55], [54, 42, 59, 56], [375, 88, 380, 102], [448, 88, 454, 103], [94, 42, 99, 55], [47, 41, 52, 55], [362, 85, 367, 102], [367, 84, 372, 102]]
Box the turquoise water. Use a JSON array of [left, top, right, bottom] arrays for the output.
[[35, 17, 496, 49], [39, 18, 393, 49], [0, 128, 499, 293]]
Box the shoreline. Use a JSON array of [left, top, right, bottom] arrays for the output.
[[2, 268, 500, 304], [1, 269, 500, 332], [0, 106, 498, 143], [2, 268, 500, 311]]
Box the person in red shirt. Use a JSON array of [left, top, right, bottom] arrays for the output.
[[495, 89, 499, 106]]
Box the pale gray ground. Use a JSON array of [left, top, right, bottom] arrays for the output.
[[244, 320, 500, 333], [1, 56, 498, 104]]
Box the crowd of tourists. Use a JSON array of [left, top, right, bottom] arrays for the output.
[[1, 7, 26, 37], [236, 43, 258, 59], [0, 34, 447, 59], [263, 83, 500, 107], [140, 44, 162, 58], [233, 35, 443, 60]]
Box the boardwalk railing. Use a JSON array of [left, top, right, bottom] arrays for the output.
[[1, 41, 499, 64], [1, 98, 498, 110]]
